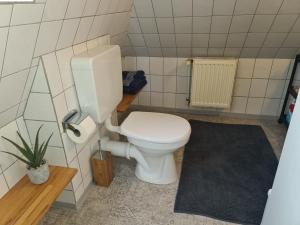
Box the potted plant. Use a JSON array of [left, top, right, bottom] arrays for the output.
[[1, 126, 52, 185]]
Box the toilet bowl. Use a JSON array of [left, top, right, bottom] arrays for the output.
[[101, 111, 191, 184]]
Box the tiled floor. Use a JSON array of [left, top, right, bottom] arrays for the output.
[[41, 111, 287, 225]]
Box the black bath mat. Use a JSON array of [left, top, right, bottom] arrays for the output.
[[174, 120, 278, 225]]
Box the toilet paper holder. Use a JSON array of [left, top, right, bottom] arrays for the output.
[[62, 110, 88, 137]]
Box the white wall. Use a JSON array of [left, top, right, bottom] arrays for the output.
[[125, 0, 300, 59], [124, 56, 300, 116], [0, 0, 132, 128], [0, 117, 30, 198], [0, 0, 133, 204], [261, 81, 300, 225]]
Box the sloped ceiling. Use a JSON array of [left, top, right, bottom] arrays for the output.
[[122, 0, 300, 58], [0, 0, 133, 128]]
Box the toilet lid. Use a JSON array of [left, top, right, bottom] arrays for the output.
[[120, 112, 191, 143]]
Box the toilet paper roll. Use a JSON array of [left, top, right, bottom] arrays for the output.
[[66, 116, 97, 144]]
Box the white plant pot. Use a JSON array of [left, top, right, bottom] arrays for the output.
[[27, 162, 49, 184]]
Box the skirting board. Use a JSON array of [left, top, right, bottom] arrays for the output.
[[129, 105, 278, 121], [52, 181, 93, 210]]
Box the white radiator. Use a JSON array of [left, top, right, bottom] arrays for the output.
[[190, 58, 237, 108]]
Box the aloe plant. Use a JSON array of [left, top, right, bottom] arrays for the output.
[[1, 126, 52, 169]]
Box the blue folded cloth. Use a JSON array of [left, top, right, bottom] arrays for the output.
[[122, 70, 147, 94]]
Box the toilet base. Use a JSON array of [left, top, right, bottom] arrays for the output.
[[135, 153, 177, 184]]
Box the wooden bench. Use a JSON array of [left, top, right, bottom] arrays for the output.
[[117, 93, 139, 112], [0, 166, 77, 225]]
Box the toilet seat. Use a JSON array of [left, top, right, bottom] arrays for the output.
[[120, 112, 191, 144]]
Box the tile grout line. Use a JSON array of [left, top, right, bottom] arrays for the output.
[[14, 1, 47, 120]]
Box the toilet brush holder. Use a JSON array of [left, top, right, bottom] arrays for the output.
[[91, 142, 113, 187]]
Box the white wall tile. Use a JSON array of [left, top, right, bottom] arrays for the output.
[[42, 53, 63, 97], [163, 93, 176, 108], [271, 15, 298, 32], [56, 47, 75, 90], [3, 161, 26, 188], [266, 80, 285, 98], [139, 18, 158, 33], [82, 168, 92, 190], [230, 97, 247, 114], [62, 133, 77, 163], [16, 117, 31, 145], [233, 78, 251, 97], [73, 43, 88, 55], [43, 0, 70, 21], [134, 0, 154, 17], [174, 17, 192, 34], [256, 0, 283, 14], [172, 0, 192, 17], [53, 93, 68, 132], [2, 24, 39, 76], [163, 76, 176, 93], [253, 59, 273, 78], [164, 58, 177, 75], [0, 105, 18, 128], [0, 122, 20, 170], [176, 76, 189, 93], [74, 182, 84, 202], [34, 21, 63, 57], [45, 146, 67, 167], [11, 4, 44, 26], [246, 97, 264, 114], [69, 156, 83, 190], [83, 0, 101, 16], [0, 173, 9, 198], [136, 57, 150, 74], [175, 93, 189, 108], [279, 0, 300, 14], [211, 16, 231, 33], [74, 17, 94, 44], [152, 0, 173, 17], [0, 70, 29, 112], [138, 92, 150, 105], [193, 0, 213, 16], [78, 145, 91, 178], [57, 18, 80, 50], [21, 67, 37, 101], [234, 0, 259, 14], [150, 75, 163, 92], [0, 5, 13, 27], [0, 27, 8, 75], [31, 63, 49, 93], [261, 98, 281, 116], [249, 79, 268, 97], [151, 92, 163, 106], [25, 120, 63, 147], [270, 59, 291, 79], [213, 0, 235, 15], [16, 104, 27, 119], [177, 58, 189, 76], [64, 87, 80, 111], [56, 190, 76, 204], [65, 0, 86, 19], [150, 57, 163, 75], [24, 93, 56, 121], [124, 56, 137, 70]]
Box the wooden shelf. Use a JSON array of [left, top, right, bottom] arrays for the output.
[[117, 93, 139, 112], [0, 166, 77, 225]]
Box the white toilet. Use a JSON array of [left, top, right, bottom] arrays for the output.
[[71, 45, 191, 184]]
